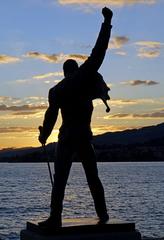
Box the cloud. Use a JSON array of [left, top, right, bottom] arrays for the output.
[[0, 127, 37, 134], [110, 98, 164, 109], [15, 79, 31, 84], [109, 36, 129, 49], [0, 104, 47, 112], [94, 97, 159, 109], [12, 111, 38, 115], [0, 96, 20, 103], [25, 96, 46, 101], [25, 52, 59, 63], [25, 52, 88, 63], [135, 41, 161, 48], [0, 96, 47, 108], [134, 112, 164, 118], [135, 41, 162, 59], [94, 97, 163, 109], [110, 99, 139, 106], [0, 54, 21, 64], [122, 80, 159, 86], [57, 0, 157, 7], [0, 96, 26, 107], [11, 71, 64, 86], [138, 49, 160, 58], [115, 51, 127, 56], [69, 54, 88, 61], [104, 109, 164, 119], [0, 96, 10, 101], [33, 71, 63, 79], [13, 76, 62, 86]]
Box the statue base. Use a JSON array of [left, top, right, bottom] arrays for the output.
[[20, 217, 141, 240]]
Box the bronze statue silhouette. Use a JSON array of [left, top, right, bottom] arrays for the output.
[[38, 7, 113, 229]]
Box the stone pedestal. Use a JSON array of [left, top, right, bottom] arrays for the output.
[[20, 218, 141, 240]]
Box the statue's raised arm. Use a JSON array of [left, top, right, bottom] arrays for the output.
[[80, 7, 113, 74]]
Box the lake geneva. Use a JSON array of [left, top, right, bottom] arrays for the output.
[[0, 162, 164, 240]]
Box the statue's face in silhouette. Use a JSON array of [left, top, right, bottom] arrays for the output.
[[63, 59, 79, 77]]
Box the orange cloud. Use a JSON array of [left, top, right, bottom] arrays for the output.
[[0, 127, 37, 133], [135, 41, 162, 59], [12, 111, 39, 115], [25, 52, 59, 63], [57, 0, 157, 7], [109, 36, 129, 49], [138, 49, 160, 58], [0, 96, 20, 103], [25, 52, 88, 63], [0, 54, 21, 64], [135, 41, 161, 48], [69, 54, 88, 61]]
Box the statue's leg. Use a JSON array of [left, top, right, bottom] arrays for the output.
[[77, 141, 109, 222], [39, 139, 73, 228], [50, 139, 73, 219]]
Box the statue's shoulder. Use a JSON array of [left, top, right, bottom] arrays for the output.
[[49, 80, 64, 95]]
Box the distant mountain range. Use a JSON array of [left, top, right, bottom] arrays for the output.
[[0, 122, 164, 162], [93, 122, 164, 146]]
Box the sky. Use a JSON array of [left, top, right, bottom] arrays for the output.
[[0, 0, 164, 150]]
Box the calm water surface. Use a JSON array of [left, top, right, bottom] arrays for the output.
[[0, 162, 164, 240]]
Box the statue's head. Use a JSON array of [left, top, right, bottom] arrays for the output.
[[63, 59, 78, 77]]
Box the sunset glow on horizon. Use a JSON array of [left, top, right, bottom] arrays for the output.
[[0, 0, 164, 149]]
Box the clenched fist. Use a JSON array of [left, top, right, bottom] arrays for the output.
[[102, 7, 113, 22]]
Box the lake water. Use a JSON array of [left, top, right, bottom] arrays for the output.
[[0, 162, 164, 240]]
